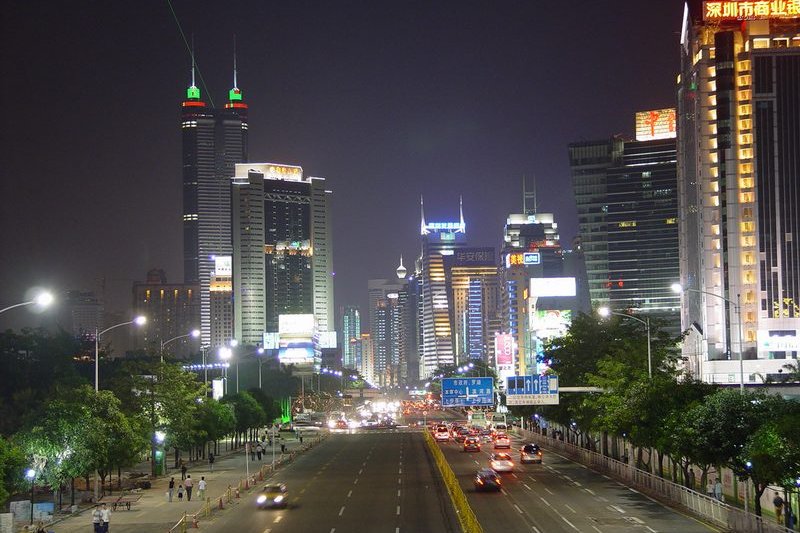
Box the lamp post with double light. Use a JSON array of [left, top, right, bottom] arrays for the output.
[[160, 329, 200, 363], [598, 307, 652, 379], [671, 283, 745, 392], [0, 291, 54, 316]]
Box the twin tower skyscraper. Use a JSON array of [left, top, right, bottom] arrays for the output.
[[181, 52, 333, 351]]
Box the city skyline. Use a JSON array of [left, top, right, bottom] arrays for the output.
[[1, 1, 680, 324]]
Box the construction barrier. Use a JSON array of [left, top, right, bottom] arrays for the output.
[[423, 430, 483, 533]]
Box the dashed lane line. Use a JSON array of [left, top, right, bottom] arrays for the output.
[[564, 504, 577, 514], [523, 483, 533, 491], [396, 505, 401, 515], [347, 490, 352, 498], [273, 515, 283, 523], [339, 506, 345, 516], [514, 504, 524, 514]]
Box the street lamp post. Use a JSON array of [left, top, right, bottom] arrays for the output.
[[160, 329, 200, 363], [219, 346, 232, 395], [93, 316, 146, 502], [0, 291, 54, 316], [672, 283, 745, 392], [25, 468, 35, 524], [598, 307, 652, 379]]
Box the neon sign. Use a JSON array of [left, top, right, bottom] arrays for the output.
[[703, 1, 800, 21], [635, 108, 676, 141]]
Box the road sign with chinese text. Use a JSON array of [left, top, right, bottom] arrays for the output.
[[505, 375, 559, 405], [441, 377, 494, 407]]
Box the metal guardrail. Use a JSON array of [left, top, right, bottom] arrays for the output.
[[518, 428, 795, 533], [423, 430, 483, 533]]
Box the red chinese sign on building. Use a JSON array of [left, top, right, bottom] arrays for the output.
[[635, 108, 676, 142], [703, 1, 800, 20]]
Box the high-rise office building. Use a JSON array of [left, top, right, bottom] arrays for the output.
[[181, 56, 248, 347], [449, 248, 499, 365], [367, 277, 410, 386], [210, 256, 234, 349], [132, 269, 199, 358], [677, 3, 800, 383], [60, 290, 104, 340], [340, 306, 361, 369], [232, 163, 334, 345], [568, 109, 680, 332], [417, 197, 468, 378]]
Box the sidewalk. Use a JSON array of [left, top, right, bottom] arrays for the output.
[[40, 431, 324, 533]]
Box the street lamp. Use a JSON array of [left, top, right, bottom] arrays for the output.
[[160, 329, 200, 363], [25, 468, 35, 524], [0, 291, 54, 316], [671, 283, 745, 392], [598, 307, 652, 379]]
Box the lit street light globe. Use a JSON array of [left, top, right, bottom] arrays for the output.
[[134, 315, 147, 326], [34, 291, 54, 308], [597, 307, 611, 317], [190, 329, 200, 338]]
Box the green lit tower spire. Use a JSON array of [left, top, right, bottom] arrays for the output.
[[187, 39, 200, 101], [228, 35, 244, 104]]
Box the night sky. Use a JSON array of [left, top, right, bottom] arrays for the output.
[[1, 1, 681, 329]]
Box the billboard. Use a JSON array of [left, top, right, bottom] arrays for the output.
[[441, 377, 495, 407], [454, 247, 495, 266], [703, 1, 800, 20], [505, 251, 541, 268], [530, 309, 573, 338], [635, 108, 676, 141], [214, 255, 232, 276], [529, 277, 576, 298], [494, 333, 514, 365], [279, 341, 316, 364], [279, 314, 315, 335]]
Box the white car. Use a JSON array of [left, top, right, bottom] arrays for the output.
[[490, 453, 514, 472], [494, 433, 511, 448], [434, 425, 450, 442]]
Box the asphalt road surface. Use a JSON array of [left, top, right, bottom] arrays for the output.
[[437, 429, 717, 533], [204, 428, 459, 533]]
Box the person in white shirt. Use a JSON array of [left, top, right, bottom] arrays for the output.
[[198, 476, 207, 500], [91, 505, 102, 533], [100, 503, 111, 532]]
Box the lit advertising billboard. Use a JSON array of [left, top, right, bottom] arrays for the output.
[[703, 1, 800, 21], [529, 277, 576, 298], [505, 252, 541, 268], [494, 333, 514, 365], [279, 314, 315, 335], [214, 255, 232, 276], [530, 309, 573, 338], [635, 108, 676, 141], [279, 341, 316, 364]]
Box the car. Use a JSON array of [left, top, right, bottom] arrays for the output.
[[493, 433, 511, 448], [520, 443, 543, 464], [474, 468, 502, 492], [256, 483, 288, 509], [335, 419, 349, 429], [490, 453, 515, 472], [434, 425, 450, 442], [463, 436, 481, 452], [455, 428, 470, 443]]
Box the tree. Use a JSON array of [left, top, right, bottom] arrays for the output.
[[195, 399, 235, 456], [0, 437, 26, 507], [247, 388, 280, 425], [222, 392, 266, 445]]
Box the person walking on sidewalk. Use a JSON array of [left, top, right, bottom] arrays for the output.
[[249, 442, 256, 461], [208, 452, 215, 471], [91, 505, 102, 533], [184, 475, 194, 501], [280, 437, 286, 454], [180, 460, 187, 480], [100, 503, 110, 533], [256, 442, 263, 461], [774, 492, 785, 524], [198, 476, 207, 501], [168, 477, 175, 502], [177, 484, 184, 502]]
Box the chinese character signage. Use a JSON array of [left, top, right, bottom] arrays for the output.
[[494, 333, 514, 365], [505, 375, 559, 405], [454, 247, 495, 266], [703, 1, 800, 20], [441, 377, 495, 407], [635, 108, 676, 141]]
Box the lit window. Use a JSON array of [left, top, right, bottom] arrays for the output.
[[711, 195, 720, 206], [746, 329, 756, 342], [738, 133, 752, 145], [744, 271, 755, 284], [665, 218, 677, 224], [709, 109, 718, 120], [742, 207, 753, 219], [710, 181, 719, 192], [740, 163, 753, 174], [619, 221, 637, 228], [712, 224, 721, 235], [739, 178, 754, 189], [742, 235, 756, 246], [740, 192, 755, 203], [713, 254, 721, 268], [739, 148, 753, 160], [739, 119, 752, 130], [753, 38, 770, 49], [738, 104, 752, 116]]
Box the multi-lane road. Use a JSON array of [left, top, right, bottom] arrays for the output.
[[204, 428, 459, 533], [203, 413, 716, 533]]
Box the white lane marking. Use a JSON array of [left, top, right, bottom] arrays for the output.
[[330, 529, 336, 533], [399, 468, 402, 474], [560, 514, 580, 532], [397, 489, 401, 497], [540, 497, 551, 507], [564, 475, 574, 483], [347, 490, 352, 498], [610, 505, 626, 514], [273, 515, 283, 523], [512, 473, 518, 479], [592, 526, 603, 533], [646, 527, 657, 533], [396, 529, 400, 533], [533, 527, 542, 533], [396, 505, 401, 515], [599, 497, 608, 502], [359, 469, 363, 474], [629, 517, 644, 524], [585, 488, 596, 496], [354, 478, 358, 485], [514, 504, 524, 514], [398, 478, 402, 484], [629, 487, 640, 494], [602, 475, 612, 480], [527, 475, 537, 482], [263, 529, 271, 533], [573, 481, 582, 487], [544, 487, 554, 495], [523, 483, 533, 491], [564, 503, 577, 513], [339, 506, 345, 516]]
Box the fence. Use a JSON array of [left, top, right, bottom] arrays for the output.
[[423, 430, 482, 533], [167, 433, 325, 532], [518, 428, 794, 533]]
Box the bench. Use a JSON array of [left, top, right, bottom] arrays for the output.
[[100, 493, 141, 511]]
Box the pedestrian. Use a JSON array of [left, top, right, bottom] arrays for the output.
[[705, 479, 714, 498], [180, 460, 187, 480], [177, 484, 184, 502], [208, 452, 215, 471], [280, 437, 286, 454], [714, 478, 723, 501], [256, 443, 263, 461], [168, 477, 175, 502], [100, 503, 110, 533], [774, 492, 785, 524], [91, 505, 102, 533], [184, 475, 193, 501], [299, 433, 303, 444], [198, 476, 207, 501]]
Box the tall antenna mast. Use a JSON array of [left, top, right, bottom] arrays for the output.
[[191, 34, 196, 87], [233, 34, 238, 88]]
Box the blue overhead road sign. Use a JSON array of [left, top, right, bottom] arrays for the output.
[[505, 375, 559, 405], [441, 377, 494, 407]]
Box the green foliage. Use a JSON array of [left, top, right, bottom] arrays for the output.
[[0, 438, 26, 507], [195, 399, 236, 445], [222, 391, 266, 433], [247, 388, 280, 424]]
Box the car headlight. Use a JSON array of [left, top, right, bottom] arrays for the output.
[[273, 495, 284, 503], [256, 495, 267, 504], [328, 420, 337, 428]]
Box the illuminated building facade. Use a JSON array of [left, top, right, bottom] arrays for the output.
[[209, 257, 233, 349], [340, 305, 361, 369], [132, 269, 199, 358], [181, 58, 248, 346], [568, 110, 680, 333], [368, 275, 412, 386], [449, 248, 499, 365], [677, 1, 800, 382], [232, 163, 334, 345], [417, 198, 467, 378]]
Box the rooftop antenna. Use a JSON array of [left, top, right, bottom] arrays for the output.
[[191, 34, 196, 87], [233, 34, 238, 89], [458, 195, 465, 233], [420, 196, 428, 235], [523, 174, 537, 215]]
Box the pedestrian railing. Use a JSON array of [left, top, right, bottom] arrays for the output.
[[518, 428, 795, 533]]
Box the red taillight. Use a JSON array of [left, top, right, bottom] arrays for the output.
[[537, 452, 542, 456]]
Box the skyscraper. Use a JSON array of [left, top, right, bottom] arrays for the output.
[[677, 3, 800, 383], [232, 163, 334, 345], [340, 306, 361, 370], [181, 54, 248, 346], [449, 248, 499, 365], [568, 109, 680, 332], [417, 197, 467, 378]]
